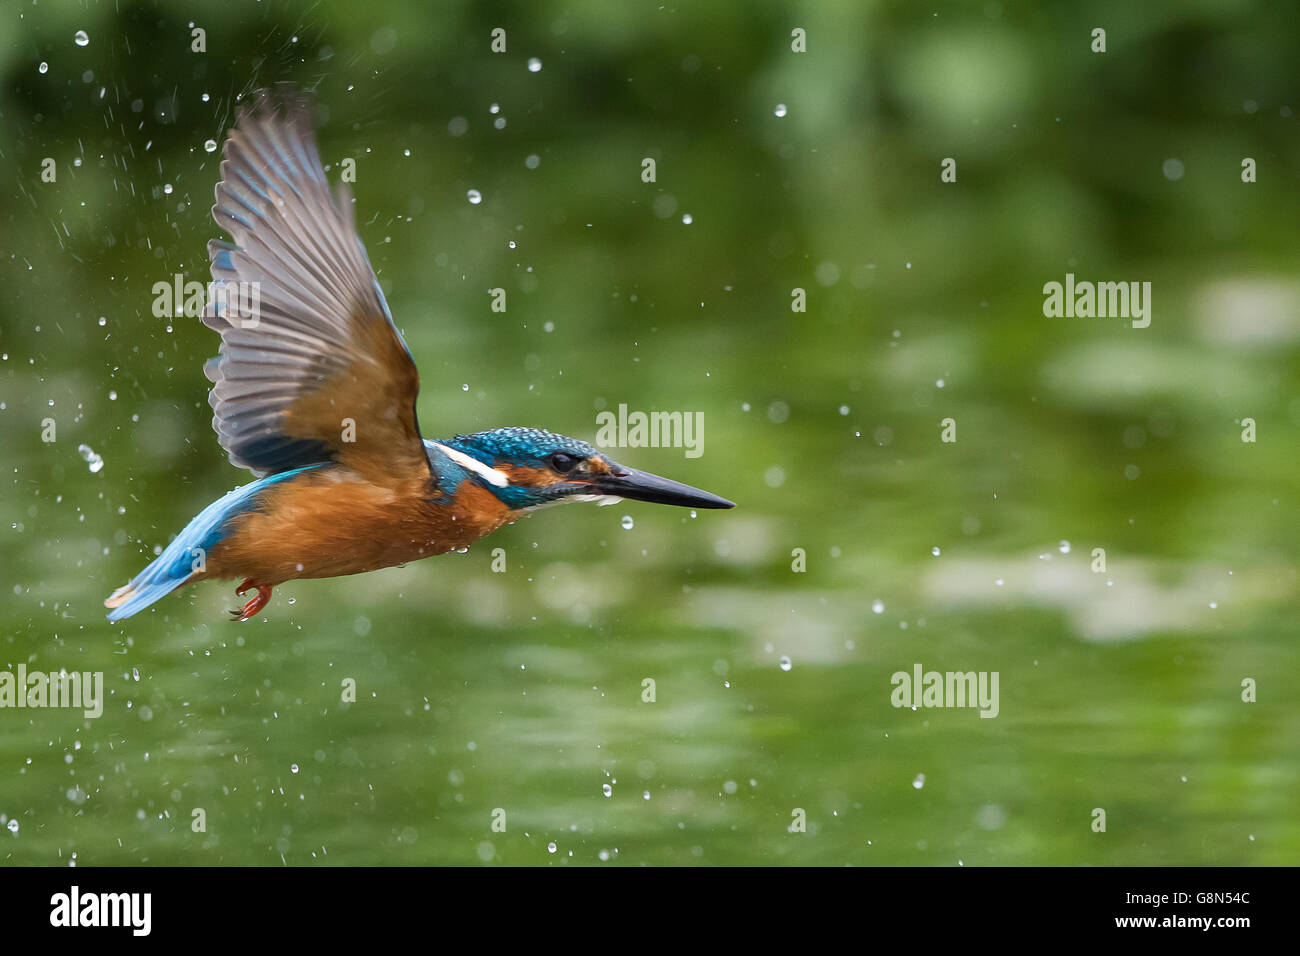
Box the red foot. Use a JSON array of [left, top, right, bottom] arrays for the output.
[[229, 578, 273, 621]]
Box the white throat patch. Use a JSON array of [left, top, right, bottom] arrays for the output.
[[429, 441, 509, 488], [569, 494, 623, 506], [522, 493, 623, 513]]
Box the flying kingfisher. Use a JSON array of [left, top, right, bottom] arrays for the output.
[[105, 86, 733, 623]]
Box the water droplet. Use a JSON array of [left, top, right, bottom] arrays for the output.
[[461, 383, 469, 392], [620, 515, 634, 530], [525, 154, 540, 169], [528, 57, 543, 72], [290, 763, 299, 774], [77, 444, 104, 474], [74, 30, 90, 47], [931, 547, 941, 556], [547, 841, 557, 854], [38, 62, 49, 74], [467, 189, 482, 205], [162, 184, 173, 195], [204, 139, 217, 153], [912, 773, 926, 790], [6, 820, 18, 835], [97, 316, 106, 327], [774, 103, 787, 117], [601, 784, 612, 798], [1058, 540, 1071, 554], [681, 213, 693, 225], [871, 599, 884, 614], [778, 655, 792, 672]]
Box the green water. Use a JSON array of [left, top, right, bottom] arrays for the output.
[[1, 0, 1298, 865]]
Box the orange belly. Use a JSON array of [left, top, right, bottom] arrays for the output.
[[203, 467, 515, 585]]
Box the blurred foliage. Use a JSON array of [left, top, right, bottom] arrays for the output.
[[0, 0, 1297, 865]]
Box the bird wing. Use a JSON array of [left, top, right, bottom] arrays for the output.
[[203, 85, 430, 486]]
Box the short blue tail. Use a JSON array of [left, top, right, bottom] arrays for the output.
[[105, 465, 321, 621]]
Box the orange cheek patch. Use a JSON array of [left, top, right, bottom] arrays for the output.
[[497, 463, 566, 487]]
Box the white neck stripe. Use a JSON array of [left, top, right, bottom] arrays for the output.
[[430, 441, 509, 488]]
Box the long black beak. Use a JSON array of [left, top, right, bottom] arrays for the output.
[[593, 465, 735, 509]]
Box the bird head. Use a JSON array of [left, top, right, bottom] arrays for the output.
[[428, 427, 734, 511]]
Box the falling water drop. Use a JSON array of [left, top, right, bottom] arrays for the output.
[[74, 30, 90, 47], [77, 444, 104, 474]]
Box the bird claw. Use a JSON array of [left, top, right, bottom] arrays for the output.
[[229, 580, 273, 621]]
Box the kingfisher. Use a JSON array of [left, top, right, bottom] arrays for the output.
[[105, 86, 733, 623]]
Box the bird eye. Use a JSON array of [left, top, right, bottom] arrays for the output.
[[549, 452, 580, 473]]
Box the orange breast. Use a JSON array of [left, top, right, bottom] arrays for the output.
[[204, 467, 515, 585]]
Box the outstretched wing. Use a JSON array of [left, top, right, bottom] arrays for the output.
[[203, 85, 430, 485]]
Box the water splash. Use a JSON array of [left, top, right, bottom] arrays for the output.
[[77, 444, 104, 474]]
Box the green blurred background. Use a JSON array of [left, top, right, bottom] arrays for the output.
[[1, 0, 1298, 865]]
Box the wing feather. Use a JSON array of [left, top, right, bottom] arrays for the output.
[[203, 85, 431, 485]]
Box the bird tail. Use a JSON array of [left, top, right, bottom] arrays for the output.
[[104, 575, 191, 622], [104, 509, 215, 621], [104, 465, 323, 622]]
